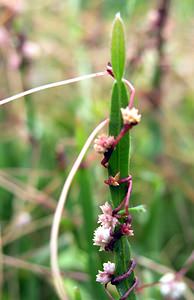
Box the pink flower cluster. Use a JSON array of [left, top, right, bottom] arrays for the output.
[[93, 226, 112, 251], [93, 202, 118, 251], [98, 202, 118, 229], [93, 202, 134, 285], [96, 261, 115, 284], [93, 134, 115, 154]]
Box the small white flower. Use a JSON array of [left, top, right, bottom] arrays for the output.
[[96, 271, 111, 284], [93, 226, 112, 251], [103, 261, 115, 274], [98, 202, 118, 229], [120, 107, 141, 125], [98, 214, 118, 229], [96, 261, 115, 284], [100, 202, 113, 215], [160, 273, 186, 299], [93, 135, 114, 154]]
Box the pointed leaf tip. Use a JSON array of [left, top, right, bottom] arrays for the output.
[[74, 287, 82, 300], [115, 12, 121, 19], [111, 12, 126, 81]]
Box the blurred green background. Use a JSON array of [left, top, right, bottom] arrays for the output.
[[0, 0, 193, 299]]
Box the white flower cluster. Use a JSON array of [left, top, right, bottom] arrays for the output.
[[96, 261, 115, 284], [120, 107, 141, 125], [93, 226, 112, 251], [159, 273, 186, 299], [93, 203, 118, 284], [98, 202, 118, 229], [93, 134, 115, 154], [93, 202, 118, 251]]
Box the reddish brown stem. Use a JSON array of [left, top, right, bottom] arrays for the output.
[[120, 277, 139, 300], [101, 125, 131, 168], [110, 261, 138, 300], [111, 260, 136, 285], [112, 175, 132, 215]]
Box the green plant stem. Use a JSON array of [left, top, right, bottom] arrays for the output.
[[108, 80, 136, 300], [107, 13, 137, 300]]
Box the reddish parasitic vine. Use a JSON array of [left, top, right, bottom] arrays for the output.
[[95, 63, 140, 299]]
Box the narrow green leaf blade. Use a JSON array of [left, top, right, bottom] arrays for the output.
[[73, 287, 82, 300], [108, 81, 136, 300], [108, 81, 130, 205], [111, 13, 126, 81]]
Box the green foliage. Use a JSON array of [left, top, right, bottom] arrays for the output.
[[108, 13, 136, 300], [73, 287, 82, 300], [109, 81, 129, 204], [111, 13, 126, 81]]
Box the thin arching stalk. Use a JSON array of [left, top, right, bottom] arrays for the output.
[[0, 71, 107, 106], [50, 119, 108, 300], [0, 228, 3, 300]]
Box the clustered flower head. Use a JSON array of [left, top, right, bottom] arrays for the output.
[[159, 273, 186, 299], [96, 261, 115, 284], [121, 107, 141, 125], [93, 202, 117, 250], [121, 223, 134, 236], [98, 202, 118, 229], [93, 226, 112, 251], [93, 134, 115, 154]]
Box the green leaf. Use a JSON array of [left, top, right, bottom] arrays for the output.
[[108, 80, 136, 300], [108, 81, 130, 205], [74, 287, 82, 300], [108, 15, 136, 298], [120, 205, 147, 215], [111, 13, 126, 81]]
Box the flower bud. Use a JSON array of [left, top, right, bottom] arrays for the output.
[[94, 134, 114, 154], [120, 107, 141, 125]]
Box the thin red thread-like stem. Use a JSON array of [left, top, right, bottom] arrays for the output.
[[120, 278, 139, 300], [111, 260, 136, 285], [123, 78, 136, 109], [107, 63, 136, 108]]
